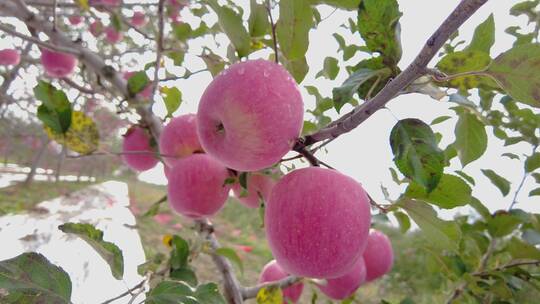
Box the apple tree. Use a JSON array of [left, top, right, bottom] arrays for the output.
[[1, 0, 540, 303]]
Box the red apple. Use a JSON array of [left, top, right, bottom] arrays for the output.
[[159, 114, 203, 167], [40, 48, 77, 78], [105, 27, 123, 43], [89, 20, 103, 37], [122, 126, 158, 171], [167, 154, 231, 219], [265, 167, 371, 279], [259, 260, 304, 303], [0, 49, 20, 66], [130, 12, 147, 27], [317, 257, 366, 300], [232, 173, 276, 208], [363, 230, 393, 281], [68, 15, 83, 26], [197, 59, 304, 171]]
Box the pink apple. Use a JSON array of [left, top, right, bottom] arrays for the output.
[[40, 48, 77, 78], [123, 71, 153, 100], [197, 59, 304, 172], [89, 20, 103, 37], [122, 126, 158, 171], [317, 257, 366, 300], [259, 260, 304, 303], [163, 164, 171, 179], [232, 173, 276, 208], [105, 27, 123, 43], [159, 114, 204, 167], [265, 167, 371, 279], [167, 154, 231, 219], [0, 49, 20, 66], [130, 12, 147, 27], [363, 230, 394, 281], [68, 15, 83, 26]]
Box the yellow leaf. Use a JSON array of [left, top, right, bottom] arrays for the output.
[[46, 111, 99, 154], [256, 286, 283, 304], [162, 234, 173, 247], [76, 0, 89, 10]]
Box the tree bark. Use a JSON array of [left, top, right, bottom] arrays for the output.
[[23, 137, 49, 186]]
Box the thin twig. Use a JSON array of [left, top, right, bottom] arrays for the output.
[[159, 68, 208, 82], [102, 7, 154, 40], [151, 0, 165, 105], [0, 24, 79, 55], [265, 0, 278, 64], [66, 150, 177, 159], [241, 276, 302, 299], [100, 279, 146, 304], [61, 78, 97, 94], [52, 0, 58, 31], [509, 145, 537, 210]]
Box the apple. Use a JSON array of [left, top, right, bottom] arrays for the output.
[[317, 257, 366, 300], [68, 15, 83, 26], [159, 114, 204, 167], [122, 126, 158, 171], [232, 173, 276, 208], [105, 27, 123, 43], [40, 48, 77, 78], [197, 59, 304, 172], [89, 20, 103, 37], [363, 230, 393, 281], [259, 260, 304, 303], [265, 167, 371, 279], [0, 49, 20, 66], [163, 164, 171, 179], [167, 154, 231, 219], [131, 12, 147, 27]]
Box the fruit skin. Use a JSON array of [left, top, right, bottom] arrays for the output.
[[89, 21, 103, 37], [317, 257, 366, 300], [259, 260, 304, 303], [363, 230, 394, 281], [122, 126, 158, 171], [68, 15, 83, 26], [265, 167, 371, 279], [0, 49, 20, 66], [105, 27, 123, 43], [131, 12, 147, 27], [232, 173, 276, 208], [40, 48, 77, 78], [159, 114, 203, 167], [197, 59, 303, 172], [167, 154, 231, 219]]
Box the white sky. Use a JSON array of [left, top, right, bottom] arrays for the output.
[[2, 1, 538, 219]]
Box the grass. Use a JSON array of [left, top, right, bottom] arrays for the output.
[[0, 180, 93, 215]]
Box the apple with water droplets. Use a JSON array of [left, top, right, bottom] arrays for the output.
[[159, 114, 203, 167], [317, 257, 366, 300], [122, 126, 158, 171]]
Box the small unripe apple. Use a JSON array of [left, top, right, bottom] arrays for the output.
[[122, 126, 158, 171], [159, 114, 203, 167], [0, 49, 20, 66], [363, 230, 393, 281], [89, 20, 103, 37], [259, 260, 303, 303], [68, 15, 83, 26], [167, 154, 231, 219], [105, 27, 123, 43], [317, 257, 366, 300], [265, 167, 371, 279], [130, 12, 147, 27], [40, 48, 77, 78], [122, 71, 153, 100], [197, 59, 304, 172], [232, 173, 276, 208]]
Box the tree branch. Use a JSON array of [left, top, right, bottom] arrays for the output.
[[100, 279, 146, 304], [241, 275, 302, 300], [0, 24, 79, 55], [151, 0, 165, 103], [265, 0, 278, 64], [299, 0, 490, 147]]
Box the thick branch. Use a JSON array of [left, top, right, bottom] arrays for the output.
[[241, 275, 301, 300], [300, 0, 489, 146]]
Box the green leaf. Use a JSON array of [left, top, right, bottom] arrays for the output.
[[455, 170, 475, 186], [276, 0, 312, 60], [436, 50, 496, 91], [530, 188, 540, 196], [430, 116, 452, 125], [172, 22, 193, 41], [168, 50, 185, 66], [138, 253, 165, 275], [389, 119, 445, 192], [357, 0, 402, 65], [393, 211, 411, 233], [454, 111, 488, 166], [405, 174, 472, 209], [485, 43, 540, 107], [469, 197, 490, 220], [502, 152, 520, 160], [523, 229, 540, 245], [487, 212, 521, 237], [34, 81, 72, 134], [532, 173, 540, 183], [170, 235, 190, 270], [481, 169, 511, 196], [111, 13, 122, 31], [256, 286, 283, 304], [333, 68, 388, 113], [142, 196, 167, 217], [58, 223, 124, 280], [146, 281, 197, 304], [161, 87, 182, 117], [525, 153, 540, 172], [248, 0, 270, 37], [316, 57, 339, 80], [398, 199, 461, 250], [302, 121, 318, 136], [507, 237, 540, 260], [170, 267, 198, 287], [311, 0, 361, 10], [467, 14, 495, 54], [200, 53, 226, 77], [283, 56, 309, 83], [0, 252, 72, 304], [215, 247, 243, 274], [194, 283, 226, 304], [127, 71, 149, 96], [207, 0, 251, 57]]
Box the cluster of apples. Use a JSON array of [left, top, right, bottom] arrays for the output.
[[122, 59, 394, 301]]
